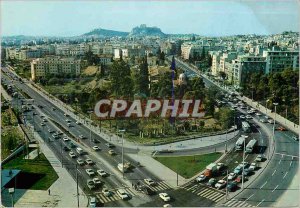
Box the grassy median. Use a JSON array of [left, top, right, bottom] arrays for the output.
[[3, 153, 58, 190], [154, 152, 222, 179]]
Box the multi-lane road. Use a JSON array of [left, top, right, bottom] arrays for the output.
[[2, 62, 299, 207], [168, 56, 299, 207]]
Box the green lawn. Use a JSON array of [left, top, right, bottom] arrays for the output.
[[3, 153, 58, 190], [154, 152, 222, 179]]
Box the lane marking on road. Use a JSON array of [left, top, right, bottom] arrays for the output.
[[272, 169, 277, 176], [256, 199, 265, 207], [279, 159, 282, 164], [260, 181, 267, 189], [246, 193, 254, 201], [283, 172, 288, 179], [272, 185, 279, 192], [275, 152, 299, 158], [290, 161, 293, 166], [281, 154, 284, 158]]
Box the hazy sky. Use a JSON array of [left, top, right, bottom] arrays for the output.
[[1, 0, 299, 36]]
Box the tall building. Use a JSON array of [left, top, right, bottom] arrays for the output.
[[31, 56, 81, 81], [211, 52, 221, 76], [263, 50, 299, 73], [232, 56, 266, 87]]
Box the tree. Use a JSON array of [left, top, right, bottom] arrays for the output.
[[138, 57, 150, 96], [110, 59, 133, 98], [218, 107, 234, 129]]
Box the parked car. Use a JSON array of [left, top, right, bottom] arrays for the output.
[[86, 169, 95, 176], [195, 174, 207, 182], [255, 112, 262, 116], [268, 119, 274, 124], [79, 135, 85, 139], [77, 159, 84, 166], [93, 177, 102, 186], [69, 151, 76, 158], [215, 180, 226, 189], [85, 158, 94, 165], [246, 115, 253, 119], [239, 115, 245, 119], [87, 179, 95, 190], [97, 169, 108, 177], [206, 178, 217, 187], [159, 193, 171, 202], [89, 197, 97, 208]]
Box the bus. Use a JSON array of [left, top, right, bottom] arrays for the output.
[[242, 121, 251, 133], [235, 135, 248, 151], [245, 139, 257, 153]]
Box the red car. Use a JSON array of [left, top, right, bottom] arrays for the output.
[[276, 126, 286, 131]]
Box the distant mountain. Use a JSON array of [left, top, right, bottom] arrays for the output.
[[82, 28, 129, 37], [129, 24, 167, 37]]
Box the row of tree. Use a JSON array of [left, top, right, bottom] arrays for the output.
[[241, 68, 299, 123]]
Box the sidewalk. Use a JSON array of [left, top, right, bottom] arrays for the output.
[[12, 132, 88, 207]]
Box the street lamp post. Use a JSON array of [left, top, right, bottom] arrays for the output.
[[272, 102, 278, 148], [87, 111, 93, 143], [242, 138, 246, 190], [119, 129, 126, 179]]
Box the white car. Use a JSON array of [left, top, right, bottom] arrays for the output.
[[159, 193, 171, 202], [75, 121, 81, 125], [163, 204, 172, 207], [215, 180, 226, 189], [79, 135, 85, 139], [86, 169, 95, 176], [97, 169, 108, 177], [93, 177, 102, 186], [249, 163, 257, 171], [195, 174, 206, 182], [85, 158, 94, 165], [227, 173, 237, 180], [117, 189, 129, 200], [92, 146, 100, 151], [255, 112, 262, 116], [63, 137, 70, 142], [87, 179, 95, 190], [259, 118, 267, 123], [77, 159, 84, 166], [246, 115, 253, 119], [69, 151, 76, 158], [268, 119, 273, 124], [144, 178, 156, 186], [255, 155, 264, 162], [64, 113, 69, 117], [240, 115, 245, 119], [102, 187, 111, 196]]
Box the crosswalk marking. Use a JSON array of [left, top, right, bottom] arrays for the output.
[[186, 184, 198, 191], [223, 199, 255, 207], [96, 187, 136, 204], [146, 181, 171, 192], [213, 194, 224, 202]]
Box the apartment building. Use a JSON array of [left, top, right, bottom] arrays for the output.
[[31, 56, 81, 81], [98, 55, 112, 66], [232, 56, 266, 87], [263, 50, 299, 73], [211, 52, 221, 76]]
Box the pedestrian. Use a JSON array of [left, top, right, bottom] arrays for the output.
[[48, 189, 50, 195]]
